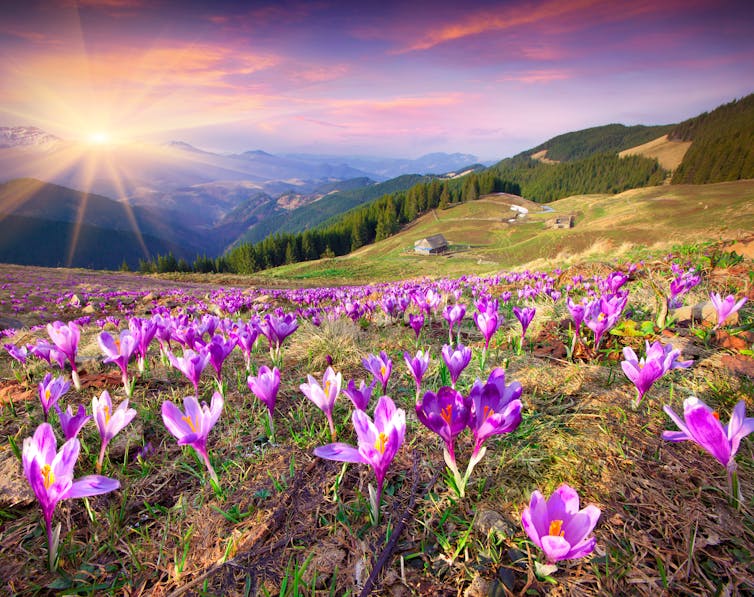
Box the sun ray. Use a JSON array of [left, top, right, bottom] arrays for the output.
[[65, 150, 98, 267], [102, 153, 150, 258]]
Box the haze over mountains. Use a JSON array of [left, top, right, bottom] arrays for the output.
[[0, 92, 752, 270]]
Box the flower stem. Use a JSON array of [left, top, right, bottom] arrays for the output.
[[96, 440, 107, 474], [728, 467, 741, 511], [201, 451, 219, 486]]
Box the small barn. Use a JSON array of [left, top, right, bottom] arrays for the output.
[[414, 234, 449, 255]]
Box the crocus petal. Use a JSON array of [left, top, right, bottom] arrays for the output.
[[727, 400, 754, 457], [663, 404, 692, 439], [373, 394, 396, 428], [162, 400, 192, 439], [685, 405, 731, 466], [66, 475, 120, 499], [661, 430, 690, 442], [565, 537, 597, 561], [313, 443, 367, 464], [541, 535, 572, 563], [563, 506, 601, 545], [550, 483, 581, 517], [521, 490, 548, 545]]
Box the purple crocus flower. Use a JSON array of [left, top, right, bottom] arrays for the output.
[[128, 317, 157, 373], [4, 342, 28, 365], [513, 306, 536, 342], [443, 303, 466, 344], [669, 267, 701, 309], [300, 366, 342, 441], [207, 334, 237, 387], [363, 351, 392, 394], [247, 365, 280, 441], [168, 348, 211, 397], [473, 309, 500, 350], [404, 349, 430, 399], [710, 292, 747, 329], [521, 484, 601, 565], [23, 423, 119, 569], [566, 297, 589, 336], [663, 396, 754, 507], [441, 343, 472, 387], [259, 312, 298, 365], [162, 391, 224, 485], [38, 373, 70, 422], [408, 313, 425, 340], [92, 390, 137, 473], [621, 341, 692, 408], [28, 339, 66, 369], [416, 386, 470, 476], [583, 293, 628, 350], [54, 403, 92, 440], [98, 330, 138, 397], [468, 368, 523, 458], [314, 395, 405, 524], [342, 378, 376, 411], [232, 322, 259, 373], [47, 321, 81, 389]]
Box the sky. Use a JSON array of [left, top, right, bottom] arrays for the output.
[[0, 0, 752, 161]]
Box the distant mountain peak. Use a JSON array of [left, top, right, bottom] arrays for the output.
[[0, 126, 62, 150], [164, 140, 211, 154], [242, 149, 275, 157]]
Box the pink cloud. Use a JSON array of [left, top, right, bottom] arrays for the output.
[[500, 69, 573, 84]]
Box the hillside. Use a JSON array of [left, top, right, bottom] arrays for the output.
[[526, 123, 674, 162], [0, 178, 207, 257], [0, 213, 188, 270], [669, 93, 754, 184], [251, 180, 754, 284], [232, 174, 432, 247], [618, 134, 692, 171]]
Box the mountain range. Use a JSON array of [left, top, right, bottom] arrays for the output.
[[0, 92, 752, 270]]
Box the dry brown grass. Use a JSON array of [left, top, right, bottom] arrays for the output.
[[619, 134, 692, 171]]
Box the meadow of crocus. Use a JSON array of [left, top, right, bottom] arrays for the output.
[[0, 250, 752, 595]]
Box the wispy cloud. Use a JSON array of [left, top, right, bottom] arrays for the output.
[[500, 69, 572, 84]]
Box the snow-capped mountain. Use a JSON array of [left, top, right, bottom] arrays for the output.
[[0, 126, 62, 150]]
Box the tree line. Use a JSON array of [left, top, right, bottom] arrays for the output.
[[491, 152, 667, 203], [670, 93, 754, 184]]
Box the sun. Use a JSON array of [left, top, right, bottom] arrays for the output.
[[86, 131, 112, 145]]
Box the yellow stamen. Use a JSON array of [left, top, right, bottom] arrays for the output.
[[380, 365, 387, 378], [548, 519, 565, 537], [41, 464, 55, 490], [45, 389, 51, 402], [182, 415, 197, 433], [103, 405, 111, 424], [374, 432, 388, 454], [440, 405, 453, 425], [325, 380, 331, 395], [483, 405, 494, 420]]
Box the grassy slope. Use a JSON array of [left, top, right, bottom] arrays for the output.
[[254, 180, 754, 285], [618, 134, 692, 171]]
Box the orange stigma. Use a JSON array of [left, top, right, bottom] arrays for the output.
[[41, 464, 55, 489], [374, 432, 388, 454], [441, 404, 453, 425], [182, 415, 197, 432], [483, 405, 494, 420], [712, 411, 720, 421], [548, 519, 565, 537]]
